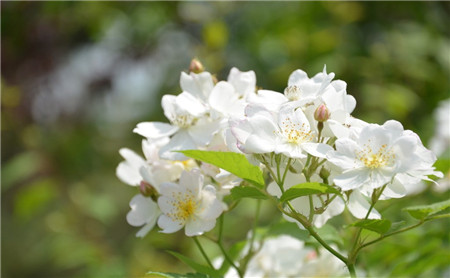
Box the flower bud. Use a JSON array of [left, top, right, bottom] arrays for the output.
[[314, 104, 330, 122], [139, 180, 158, 201], [189, 58, 204, 74]]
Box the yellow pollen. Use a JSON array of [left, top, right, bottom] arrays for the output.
[[279, 117, 314, 144], [167, 191, 198, 222], [357, 143, 394, 169]]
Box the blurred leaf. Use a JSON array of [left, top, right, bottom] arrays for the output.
[[180, 150, 265, 188], [266, 221, 309, 241], [280, 182, 339, 202], [404, 199, 450, 220], [230, 186, 268, 201], [311, 224, 344, 246], [203, 21, 228, 49], [167, 251, 219, 278], [2, 151, 42, 190], [218, 241, 246, 276], [352, 219, 392, 235], [14, 178, 58, 220]]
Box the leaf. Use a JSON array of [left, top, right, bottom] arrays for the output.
[[314, 224, 344, 246], [230, 186, 268, 201], [352, 219, 392, 234], [167, 251, 219, 278], [403, 199, 450, 220], [267, 221, 309, 241], [280, 182, 339, 202], [180, 150, 265, 188], [147, 272, 209, 278], [218, 241, 246, 275]]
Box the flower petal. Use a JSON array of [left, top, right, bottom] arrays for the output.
[[133, 122, 178, 139]]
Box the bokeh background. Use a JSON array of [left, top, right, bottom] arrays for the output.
[[2, 2, 449, 277]]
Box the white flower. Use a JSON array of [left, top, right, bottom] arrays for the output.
[[327, 120, 442, 194], [116, 138, 196, 190], [134, 91, 219, 160], [430, 99, 450, 157], [267, 170, 345, 228], [230, 104, 332, 159], [157, 169, 225, 236], [224, 235, 347, 278], [126, 194, 160, 238]]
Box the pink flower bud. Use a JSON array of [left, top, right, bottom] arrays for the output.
[[139, 180, 157, 199], [314, 104, 330, 122], [189, 58, 204, 74]]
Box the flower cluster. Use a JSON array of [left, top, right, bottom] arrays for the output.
[[117, 60, 443, 277]]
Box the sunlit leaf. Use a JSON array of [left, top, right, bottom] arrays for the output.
[[180, 150, 265, 188], [280, 182, 339, 202], [404, 199, 450, 220], [230, 186, 268, 201], [352, 219, 392, 234]]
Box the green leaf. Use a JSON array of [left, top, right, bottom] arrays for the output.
[[267, 221, 309, 241], [147, 272, 209, 278], [218, 241, 246, 275], [180, 150, 265, 188], [404, 199, 450, 220], [167, 251, 219, 278], [352, 219, 392, 234], [280, 182, 339, 202], [230, 186, 268, 201]]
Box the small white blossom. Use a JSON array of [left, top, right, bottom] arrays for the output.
[[327, 120, 442, 194], [157, 169, 225, 236], [126, 194, 160, 238]]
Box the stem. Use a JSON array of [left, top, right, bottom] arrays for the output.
[[193, 237, 214, 269], [281, 158, 292, 185], [218, 215, 243, 278], [348, 184, 387, 263], [348, 263, 357, 278], [240, 200, 262, 276]]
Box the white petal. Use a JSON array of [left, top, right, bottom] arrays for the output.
[[302, 143, 333, 159], [188, 120, 220, 146], [179, 169, 203, 197], [116, 162, 141, 186], [347, 191, 381, 219], [133, 122, 178, 139], [245, 134, 276, 154], [116, 148, 146, 186], [159, 130, 197, 160], [288, 69, 309, 86], [158, 214, 184, 234], [176, 92, 207, 117], [127, 194, 159, 227], [180, 71, 214, 101], [227, 67, 256, 97], [333, 169, 370, 191], [185, 218, 216, 236]]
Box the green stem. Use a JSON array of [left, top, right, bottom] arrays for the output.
[[348, 184, 387, 263], [193, 237, 214, 269], [240, 200, 262, 275], [348, 263, 357, 278], [218, 215, 243, 278]]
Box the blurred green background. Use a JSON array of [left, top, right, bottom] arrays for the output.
[[2, 2, 449, 277]]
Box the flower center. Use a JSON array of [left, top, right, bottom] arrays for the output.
[[357, 144, 395, 169], [284, 85, 302, 101], [168, 191, 198, 222], [170, 114, 195, 128], [279, 117, 314, 144]]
